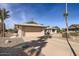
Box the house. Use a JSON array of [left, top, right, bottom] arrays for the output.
[[68, 24, 79, 32], [15, 20, 46, 38], [52, 26, 60, 33], [44, 26, 60, 35]]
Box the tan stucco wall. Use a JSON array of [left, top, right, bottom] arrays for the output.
[[22, 26, 44, 38], [15, 25, 45, 38], [22, 31, 44, 42], [24, 31, 44, 38]]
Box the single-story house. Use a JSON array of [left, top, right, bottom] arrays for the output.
[[68, 24, 79, 32], [52, 26, 60, 33], [44, 26, 60, 35], [15, 20, 46, 38]]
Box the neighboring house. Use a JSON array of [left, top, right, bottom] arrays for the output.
[[45, 26, 60, 35], [52, 26, 60, 33], [44, 26, 52, 35], [15, 20, 46, 38], [68, 24, 79, 32]]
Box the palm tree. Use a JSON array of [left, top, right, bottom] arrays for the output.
[[0, 8, 10, 37]]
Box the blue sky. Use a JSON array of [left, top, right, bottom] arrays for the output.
[[0, 3, 79, 29]]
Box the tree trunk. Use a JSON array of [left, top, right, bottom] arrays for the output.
[[3, 21, 5, 37], [1, 9, 5, 37], [2, 20, 5, 37]]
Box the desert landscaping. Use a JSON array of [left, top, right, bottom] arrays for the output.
[[0, 3, 79, 56]]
